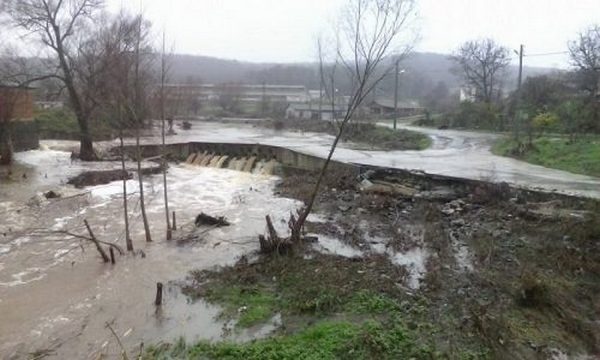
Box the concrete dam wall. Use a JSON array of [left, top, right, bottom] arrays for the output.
[[123, 141, 595, 206]]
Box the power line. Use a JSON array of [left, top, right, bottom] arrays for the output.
[[524, 51, 569, 57]]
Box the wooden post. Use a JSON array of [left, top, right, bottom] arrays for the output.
[[84, 219, 110, 263], [109, 247, 116, 265], [166, 228, 172, 241], [155, 282, 163, 306], [172, 211, 177, 230]]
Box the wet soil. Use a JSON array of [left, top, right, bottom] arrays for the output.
[[178, 168, 600, 359]]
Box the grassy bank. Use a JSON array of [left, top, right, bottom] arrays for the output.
[[266, 119, 431, 151], [35, 109, 115, 140], [492, 136, 600, 177], [147, 253, 483, 359]]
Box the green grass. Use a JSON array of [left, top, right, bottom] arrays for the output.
[[175, 254, 490, 359], [203, 285, 278, 328], [35, 108, 115, 140], [492, 136, 600, 177], [349, 125, 432, 150], [145, 319, 441, 360], [35, 108, 79, 135], [269, 119, 431, 151]]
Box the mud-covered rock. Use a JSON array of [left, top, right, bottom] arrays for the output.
[[67, 170, 132, 188]]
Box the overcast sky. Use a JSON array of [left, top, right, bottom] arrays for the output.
[[109, 0, 600, 68]]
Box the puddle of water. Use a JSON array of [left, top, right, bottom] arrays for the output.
[[0, 150, 301, 359], [389, 248, 429, 290], [311, 234, 364, 258]]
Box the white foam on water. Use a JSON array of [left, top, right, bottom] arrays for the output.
[[0, 267, 46, 287], [306, 213, 329, 223], [51, 215, 74, 231], [0, 245, 10, 255]]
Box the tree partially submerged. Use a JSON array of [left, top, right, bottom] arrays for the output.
[[284, 0, 418, 244], [2, 0, 106, 160], [451, 39, 510, 104]]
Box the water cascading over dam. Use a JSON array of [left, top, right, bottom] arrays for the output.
[[184, 152, 280, 175]]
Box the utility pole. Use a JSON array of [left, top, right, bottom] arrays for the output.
[[514, 44, 524, 141], [318, 79, 323, 121], [393, 58, 399, 130], [261, 81, 267, 117]]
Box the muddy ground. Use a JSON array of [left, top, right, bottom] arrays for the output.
[[154, 168, 600, 359]]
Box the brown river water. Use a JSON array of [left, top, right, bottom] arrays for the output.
[[0, 148, 299, 359]]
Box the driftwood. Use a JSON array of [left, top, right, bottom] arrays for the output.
[[84, 219, 110, 263], [258, 210, 307, 255], [50, 230, 124, 255], [258, 215, 293, 255], [195, 213, 230, 227], [106, 322, 130, 360]]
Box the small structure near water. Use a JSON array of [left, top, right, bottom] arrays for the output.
[[185, 151, 281, 175]]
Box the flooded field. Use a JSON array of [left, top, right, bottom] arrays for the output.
[[0, 148, 300, 359]]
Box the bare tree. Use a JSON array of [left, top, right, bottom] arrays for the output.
[[99, 12, 151, 250], [217, 82, 242, 112], [130, 14, 153, 243], [288, 0, 417, 242], [569, 25, 600, 95], [317, 37, 326, 121], [568, 25, 600, 130], [451, 39, 510, 104], [159, 32, 172, 240], [101, 11, 154, 243], [316, 36, 341, 124], [2, 0, 108, 160]]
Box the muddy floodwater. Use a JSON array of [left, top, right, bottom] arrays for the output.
[[0, 149, 300, 359]]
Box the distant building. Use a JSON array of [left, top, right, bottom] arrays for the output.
[[285, 103, 346, 121], [0, 84, 35, 120], [0, 84, 39, 154], [369, 98, 424, 117], [162, 83, 310, 108], [459, 86, 477, 102]]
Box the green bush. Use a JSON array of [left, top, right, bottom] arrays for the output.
[[445, 102, 504, 131], [532, 112, 560, 136]]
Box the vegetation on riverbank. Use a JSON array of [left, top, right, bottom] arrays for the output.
[[265, 119, 431, 151], [35, 109, 117, 141], [492, 136, 600, 177], [147, 253, 482, 359], [147, 168, 600, 359]]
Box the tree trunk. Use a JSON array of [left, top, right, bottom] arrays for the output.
[[0, 121, 13, 165], [160, 38, 171, 240], [52, 23, 96, 161], [78, 128, 96, 161], [292, 116, 350, 241], [136, 127, 152, 243], [120, 133, 133, 251]]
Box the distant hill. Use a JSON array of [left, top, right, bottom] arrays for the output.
[[168, 52, 557, 101]]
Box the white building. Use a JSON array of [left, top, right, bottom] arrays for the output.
[[285, 103, 346, 121]]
